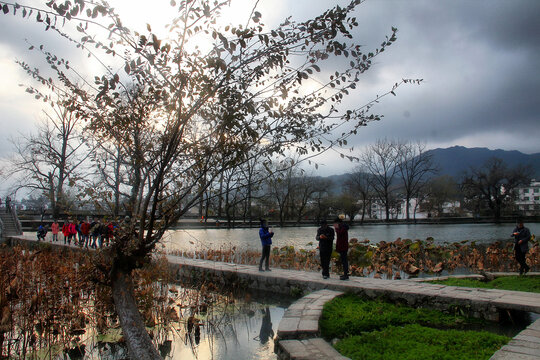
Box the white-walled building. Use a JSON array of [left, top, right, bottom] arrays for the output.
[[515, 179, 540, 215]]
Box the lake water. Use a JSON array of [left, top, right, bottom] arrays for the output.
[[161, 223, 540, 253], [66, 288, 292, 360]]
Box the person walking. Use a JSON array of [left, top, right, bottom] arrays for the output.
[[68, 220, 77, 245], [512, 219, 531, 275], [51, 220, 60, 242], [316, 219, 335, 279], [258, 219, 274, 271], [80, 220, 91, 248], [90, 219, 101, 248], [5, 196, 11, 213], [334, 217, 350, 280], [62, 221, 70, 244]]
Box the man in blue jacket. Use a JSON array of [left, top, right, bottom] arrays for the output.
[[259, 219, 274, 271], [512, 219, 531, 275]]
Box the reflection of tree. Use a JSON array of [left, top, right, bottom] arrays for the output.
[[259, 307, 274, 344]]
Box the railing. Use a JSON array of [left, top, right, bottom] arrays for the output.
[[11, 206, 23, 235]]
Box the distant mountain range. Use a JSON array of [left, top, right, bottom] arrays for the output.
[[424, 146, 540, 180], [324, 146, 540, 189]]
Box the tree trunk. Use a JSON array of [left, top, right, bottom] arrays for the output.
[[111, 269, 162, 360], [405, 197, 411, 222]]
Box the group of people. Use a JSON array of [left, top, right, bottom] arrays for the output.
[[37, 219, 116, 248], [258, 217, 351, 280], [259, 218, 533, 279]]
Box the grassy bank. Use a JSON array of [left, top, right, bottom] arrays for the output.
[[429, 275, 540, 293], [320, 294, 510, 360]]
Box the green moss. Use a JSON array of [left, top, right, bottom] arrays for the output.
[[334, 324, 509, 360], [430, 276, 540, 293], [320, 294, 483, 339]]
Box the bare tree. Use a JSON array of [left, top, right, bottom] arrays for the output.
[[289, 172, 326, 224], [461, 157, 532, 222], [9, 94, 90, 218], [361, 139, 400, 221], [345, 166, 373, 223], [421, 175, 460, 217], [396, 141, 438, 221]]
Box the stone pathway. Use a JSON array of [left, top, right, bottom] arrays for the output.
[[275, 289, 348, 360], [490, 319, 540, 359], [167, 255, 540, 319]]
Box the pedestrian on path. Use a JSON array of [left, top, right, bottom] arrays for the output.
[[333, 217, 350, 280], [511, 219, 531, 275], [37, 224, 47, 241], [316, 219, 334, 279], [259, 219, 274, 272], [51, 219, 59, 242], [68, 220, 77, 245], [62, 221, 70, 244], [80, 220, 91, 248]]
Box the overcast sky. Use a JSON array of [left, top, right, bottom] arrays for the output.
[[1, 0, 539, 179]]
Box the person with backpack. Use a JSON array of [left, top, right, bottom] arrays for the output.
[[37, 224, 47, 241]]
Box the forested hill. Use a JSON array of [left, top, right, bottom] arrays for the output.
[[424, 146, 540, 180], [326, 146, 540, 188]]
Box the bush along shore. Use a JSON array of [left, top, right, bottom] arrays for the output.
[[168, 237, 539, 278], [320, 294, 511, 360]]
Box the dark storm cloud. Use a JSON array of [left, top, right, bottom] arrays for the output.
[[1, 0, 539, 179], [327, 0, 540, 155]]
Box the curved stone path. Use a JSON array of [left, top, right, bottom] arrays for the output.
[[275, 289, 348, 360]]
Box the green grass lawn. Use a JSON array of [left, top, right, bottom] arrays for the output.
[[334, 324, 509, 360], [320, 294, 510, 360], [429, 275, 540, 293]]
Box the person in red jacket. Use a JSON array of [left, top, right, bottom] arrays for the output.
[[62, 221, 70, 244], [68, 220, 77, 245], [80, 220, 91, 248], [333, 217, 350, 280]]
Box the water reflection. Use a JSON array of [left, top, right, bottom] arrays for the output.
[[258, 307, 274, 345]]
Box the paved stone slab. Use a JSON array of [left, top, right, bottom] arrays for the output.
[[278, 339, 349, 360], [490, 350, 540, 360], [509, 339, 540, 350], [502, 345, 540, 357]]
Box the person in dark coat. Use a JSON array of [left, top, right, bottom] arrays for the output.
[[334, 217, 350, 280], [512, 219, 531, 275], [316, 219, 335, 279], [37, 224, 47, 241], [259, 219, 274, 271]]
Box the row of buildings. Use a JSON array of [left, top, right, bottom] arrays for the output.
[[369, 179, 540, 220]]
